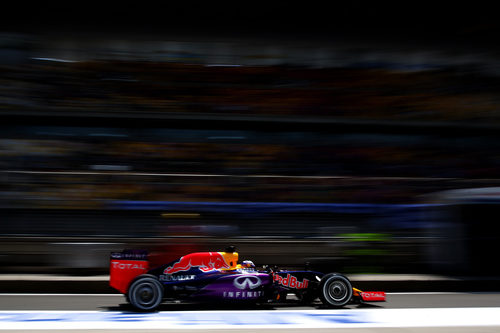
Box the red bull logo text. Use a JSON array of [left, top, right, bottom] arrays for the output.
[[164, 252, 230, 274], [273, 273, 309, 289]]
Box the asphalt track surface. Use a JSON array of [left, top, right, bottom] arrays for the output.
[[1, 293, 500, 332], [0, 293, 500, 311], [1, 292, 500, 310]]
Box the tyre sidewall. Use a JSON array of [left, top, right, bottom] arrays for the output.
[[319, 273, 353, 307], [128, 275, 163, 311]]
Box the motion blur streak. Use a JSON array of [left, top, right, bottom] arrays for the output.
[[1, 3, 500, 282]]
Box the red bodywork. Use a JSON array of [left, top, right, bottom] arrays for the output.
[[109, 259, 149, 294], [360, 291, 386, 302]]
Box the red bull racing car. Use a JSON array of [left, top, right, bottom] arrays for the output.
[[109, 247, 385, 311]]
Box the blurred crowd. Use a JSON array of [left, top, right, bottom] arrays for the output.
[[2, 59, 500, 122], [1, 129, 500, 211]]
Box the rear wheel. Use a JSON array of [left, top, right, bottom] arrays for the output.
[[319, 273, 352, 307], [127, 275, 163, 311]]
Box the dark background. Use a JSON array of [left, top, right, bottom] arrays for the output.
[[1, 2, 500, 276]]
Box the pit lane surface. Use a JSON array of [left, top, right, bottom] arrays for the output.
[[1, 292, 500, 310], [1, 293, 500, 332]]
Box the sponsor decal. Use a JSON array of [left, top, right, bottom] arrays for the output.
[[223, 291, 263, 298], [159, 274, 195, 282], [111, 262, 146, 270], [233, 276, 262, 290], [273, 273, 309, 289], [164, 252, 229, 274], [360, 291, 386, 301], [110, 251, 147, 260]]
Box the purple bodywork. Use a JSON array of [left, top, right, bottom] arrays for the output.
[[190, 272, 273, 301]]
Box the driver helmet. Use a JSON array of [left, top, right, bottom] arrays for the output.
[[241, 260, 255, 269]]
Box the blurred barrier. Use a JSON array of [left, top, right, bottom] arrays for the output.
[[1, 183, 500, 275], [0, 200, 431, 274], [0, 235, 426, 275]]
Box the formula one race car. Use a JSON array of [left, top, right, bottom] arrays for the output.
[[109, 247, 385, 311]]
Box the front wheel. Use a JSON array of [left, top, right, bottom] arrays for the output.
[[319, 273, 353, 307], [127, 274, 163, 311]]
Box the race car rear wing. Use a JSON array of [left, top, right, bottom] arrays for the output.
[[109, 250, 149, 294]]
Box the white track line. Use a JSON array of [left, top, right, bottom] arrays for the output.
[[386, 292, 466, 295], [3, 170, 459, 181]]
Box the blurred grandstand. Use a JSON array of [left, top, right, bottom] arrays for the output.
[[2, 8, 500, 275]]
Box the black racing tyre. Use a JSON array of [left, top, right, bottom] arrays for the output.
[[319, 273, 353, 307], [127, 274, 164, 311]]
